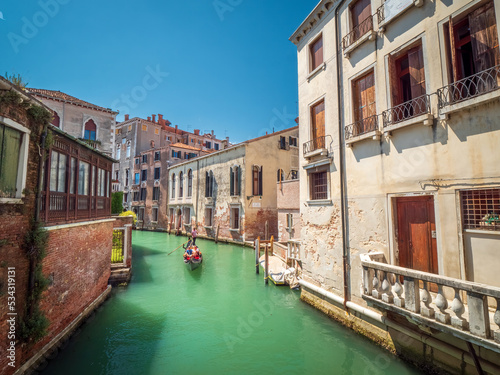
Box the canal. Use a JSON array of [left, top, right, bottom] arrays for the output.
[[40, 231, 422, 375]]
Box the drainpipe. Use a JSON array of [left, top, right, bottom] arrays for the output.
[[195, 159, 200, 227], [334, 0, 350, 310]]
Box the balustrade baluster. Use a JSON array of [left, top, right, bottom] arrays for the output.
[[403, 276, 420, 313], [467, 291, 490, 338], [450, 288, 468, 330], [363, 266, 373, 296], [435, 285, 450, 324], [372, 270, 381, 299], [494, 298, 500, 343], [420, 281, 435, 319], [393, 274, 404, 308], [381, 272, 394, 304]]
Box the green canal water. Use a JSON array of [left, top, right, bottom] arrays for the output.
[[40, 231, 422, 375]]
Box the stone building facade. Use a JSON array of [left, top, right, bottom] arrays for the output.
[[168, 126, 299, 242], [27, 88, 117, 157], [291, 0, 500, 374], [277, 179, 300, 242]]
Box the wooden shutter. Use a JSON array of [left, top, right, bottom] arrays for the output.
[[237, 166, 241, 196], [230, 167, 234, 196], [310, 36, 323, 71], [205, 171, 209, 197], [388, 53, 400, 107], [469, 1, 500, 73], [311, 101, 325, 142], [408, 45, 426, 99], [258, 166, 263, 195], [351, 0, 371, 27]]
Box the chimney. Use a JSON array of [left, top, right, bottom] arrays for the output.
[[211, 130, 214, 137], [158, 114, 163, 122], [125, 114, 129, 121], [147, 116, 151, 121], [152, 114, 156, 123], [194, 129, 200, 135], [175, 125, 178, 132]]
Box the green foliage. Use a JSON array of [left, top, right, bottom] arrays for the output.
[[20, 219, 50, 343], [111, 192, 124, 214], [27, 104, 52, 127], [0, 90, 25, 108], [120, 210, 137, 225], [4, 72, 28, 88]]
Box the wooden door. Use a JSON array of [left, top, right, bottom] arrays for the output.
[[396, 196, 438, 275]]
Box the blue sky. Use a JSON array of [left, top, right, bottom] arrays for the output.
[[1, 0, 317, 143]]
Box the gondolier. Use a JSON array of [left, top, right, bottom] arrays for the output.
[[191, 228, 198, 245]]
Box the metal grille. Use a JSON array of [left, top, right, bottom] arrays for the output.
[[345, 114, 378, 140], [342, 15, 373, 50], [437, 65, 500, 108], [461, 189, 500, 230], [310, 171, 328, 200], [111, 229, 124, 263], [376, 4, 385, 24], [303, 135, 331, 154], [382, 95, 430, 127]]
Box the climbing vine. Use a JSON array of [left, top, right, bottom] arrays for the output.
[[18, 219, 50, 343]]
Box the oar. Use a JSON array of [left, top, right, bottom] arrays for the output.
[[168, 240, 189, 256]]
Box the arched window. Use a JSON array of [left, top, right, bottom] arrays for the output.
[[179, 171, 184, 198], [116, 144, 121, 160], [126, 141, 131, 158], [277, 169, 284, 182], [230, 165, 240, 196], [171, 173, 176, 198], [51, 112, 60, 127], [205, 170, 213, 197], [252, 165, 262, 196], [84, 119, 97, 140], [187, 169, 193, 197]]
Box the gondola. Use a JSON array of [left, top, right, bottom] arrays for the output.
[[183, 251, 203, 271]]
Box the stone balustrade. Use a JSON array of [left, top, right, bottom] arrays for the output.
[[361, 253, 500, 352]]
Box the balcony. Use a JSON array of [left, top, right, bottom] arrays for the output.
[[382, 94, 433, 133], [303, 135, 331, 159], [78, 138, 102, 150], [342, 15, 376, 57], [361, 254, 500, 353], [437, 65, 500, 118], [345, 115, 381, 146], [376, 0, 424, 33]]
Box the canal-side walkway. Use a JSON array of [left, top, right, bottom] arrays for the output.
[[39, 231, 423, 375]]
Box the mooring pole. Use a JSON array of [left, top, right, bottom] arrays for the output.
[[265, 244, 269, 285], [255, 237, 260, 274], [265, 221, 269, 241]]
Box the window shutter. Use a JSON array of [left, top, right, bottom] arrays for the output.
[[408, 45, 426, 100], [205, 171, 209, 197], [469, 1, 500, 73], [230, 167, 234, 196], [237, 166, 241, 196], [388, 53, 400, 107], [258, 166, 263, 195]]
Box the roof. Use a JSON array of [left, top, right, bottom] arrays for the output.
[[289, 0, 335, 46], [27, 88, 118, 115], [170, 143, 202, 151], [244, 126, 298, 144]]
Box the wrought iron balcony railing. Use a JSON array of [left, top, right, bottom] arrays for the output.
[[376, 4, 385, 24], [382, 94, 431, 127], [345, 115, 378, 140], [342, 15, 373, 50], [303, 135, 331, 155], [437, 64, 500, 109]]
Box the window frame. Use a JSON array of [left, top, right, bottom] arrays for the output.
[[309, 169, 330, 201], [230, 206, 240, 230], [309, 33, 324, 73]]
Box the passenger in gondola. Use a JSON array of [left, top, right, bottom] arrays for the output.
[[183, 237, 193, 250], [192, 246, 201, 259]]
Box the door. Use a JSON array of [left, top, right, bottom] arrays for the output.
[[396, 196, 438, 274]]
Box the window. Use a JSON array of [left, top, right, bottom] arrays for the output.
[[278, 136, 287, 150], [277, 169, 284, 182], [179, 171, 184, 197], [187, 169, 193, 197], [205, 171, 214, 197], [310, 35, 323, 72], [116, 145, 121, 160], [155, 128, 159, 135], [0, 122, 26, 199], [124, 192, 128, 204], [154, 151, 161, 161], [447, 2, 500, 83], [69, 158, 76, 194], [310, 100, 325, 149], [152, 207, 158, 222], [140, 187, 147, 201], [153, 186, 160, 201], [138, 207, 145, 221], [205, 207, 213, 227], [154, 167, 160, 180], [133, 191, 139, 201], [388, 43, 426, 120], [350, 0, 372, 42], [142, 124, 147, 132], [135, 157, 139, 165], [142, 154, 148, 163], [134, 173, 140, 185], [78, 161, 90, 195], [183, 207, 190, 225], [286, 213, 294, 230], [352, 70, 376, 135], [230, 166, 241, 196], [51, 112, 60, 127], [206, 141, 212, 149], [125, 169, 129, 186], [84, 119, 96, 141], [128, 125, 132, 132], [461, 189, 500, 231], [291, 170, 298, 180], [289, 136, 298, 147], [122, 138, 126, 144], [141, 169, 147, 182], [49, 150, 67, 192], [214, 143, 219, 150], [126, 142, 131, 158], [172, 174, 176, 198], [310, 171, 328, 200], [97, 168, 108, 197], [252, 165, 263, 196], [172, 150, 181, 158], [230, 207, 240, 230]]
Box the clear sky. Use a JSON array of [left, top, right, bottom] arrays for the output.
[[0, 0, 318, 143]]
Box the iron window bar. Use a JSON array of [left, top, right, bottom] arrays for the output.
[[345, 115, 378, 140], [342, 15, 373, 50], [382, 94, 431, 127], [376, 4, 385, 24], [437, 64, 500, 108], [303, 135, 332, 155]]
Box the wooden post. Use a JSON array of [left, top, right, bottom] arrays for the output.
[[270, 235, 274, 256], [215, 223, 220, 243], [255, 237, 260, 274], [265, 244, 269, 285], [265, 221, 269, 241]]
